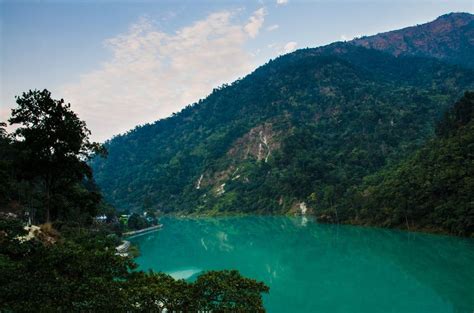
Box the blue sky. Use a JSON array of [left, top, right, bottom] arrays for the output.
[[1, 0, 473, 141]]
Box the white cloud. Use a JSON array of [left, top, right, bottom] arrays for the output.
[[266, 24, 279, 31], [340, 34, 362, 41], [250, 48, 262, 57], [276, 0, 288, 5], [61, 10, 266, 142], [282, 41, 297, 54], [267, 41, 297, 56], [244, 8, 266, 38]]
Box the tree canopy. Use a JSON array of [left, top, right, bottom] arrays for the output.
[[337, 92, 474, 236], [91, 44, 474, 232], [0, 91, 270, 311], [0, 216, 269, 312], [3, 89, 106, 223]]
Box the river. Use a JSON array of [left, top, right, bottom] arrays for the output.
[[129, 216, 474, 313]]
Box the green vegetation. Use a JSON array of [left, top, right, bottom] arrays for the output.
[[2, 13, 471, 312], [333, 92, 474, 236], [0, 91, 269, 311], [0, 216, 269, 312], [92, 43, 474, 235], [1, 89, 106, 224], [127, 213, 150, 230]]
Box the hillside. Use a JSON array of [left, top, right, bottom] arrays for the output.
[[92, 46, 474, 214], [351, 12, 474, 68], [338, 92, 474, 236], [92, 14, 474, 233]]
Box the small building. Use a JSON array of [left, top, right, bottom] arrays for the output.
[[94, 215, 107, 223]]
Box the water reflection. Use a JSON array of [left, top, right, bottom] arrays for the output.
[[130, 216, 474, 313]]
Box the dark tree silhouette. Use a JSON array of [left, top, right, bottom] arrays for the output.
[[9, 89, 106, 222]]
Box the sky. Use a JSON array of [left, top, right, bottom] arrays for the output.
[[1, 0, 473, 142]]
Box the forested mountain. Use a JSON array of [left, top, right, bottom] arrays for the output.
[[351, 12, 474, 68], [338, 92, 474, 236], [92, 13, 474, 235]]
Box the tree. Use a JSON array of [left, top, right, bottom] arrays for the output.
[[0, 216, 132, 312], [0, 122, 16, 210], [8, 89, 106, 222], [350, 92, 474, 235], [128, 213, 148, 230], [193, 270, 270, 312], [0, 122, 7, 138], [124, 271, 194, 312], [436, 91, 474, 137], [0, 216, 270, 312]]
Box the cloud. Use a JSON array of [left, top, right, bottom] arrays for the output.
[[61, 10, 266, 142], [267, 41, 297, 56], [276, 0, 288, 5], [250, 48, 262, 57], [266, 24, 279, 31], [340, 34, 362, 41], [282, 41, 297, 54], [244, 8, 266, 38], [267, 43, 277, 49]]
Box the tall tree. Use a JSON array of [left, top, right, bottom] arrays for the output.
[[0, 122, 7, 138], [8, 89, 106, 222], [0, 122, 14, 208]]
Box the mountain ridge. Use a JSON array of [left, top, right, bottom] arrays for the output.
[[92, 13, 474, 235], [351, 12, 474, 67]]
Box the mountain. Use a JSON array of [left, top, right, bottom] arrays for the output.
[[342, 92, 474, 236], [351, 12, 474, 68], [92, 14, 474, 234]]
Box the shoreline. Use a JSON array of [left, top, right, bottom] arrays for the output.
[[158, 212, 472, 238], [123, 224, 163, 237]]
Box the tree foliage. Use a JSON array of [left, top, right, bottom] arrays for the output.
[[127, 213, 148, 230], [91, 44, 474, 228], [339, 92, 474, 236], [0, 218, 269, 312], [2, 89, 106, 223], [0, 91, 270, 311]]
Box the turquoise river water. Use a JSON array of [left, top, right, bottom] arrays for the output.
[[129, 216, 474, 313]]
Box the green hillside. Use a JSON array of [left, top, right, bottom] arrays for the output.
[[92, 43, 474, 219], [337, 92, 474, 236]]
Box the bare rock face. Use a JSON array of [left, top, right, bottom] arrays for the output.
[[287, 201, 314, 216], [196, 123, 282, 196], [227, 123, 281, 163], [351, 13, 474, 68]]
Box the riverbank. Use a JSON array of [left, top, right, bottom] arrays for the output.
[[123, 224, 163, 237], [159, 210, 472, 238]]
